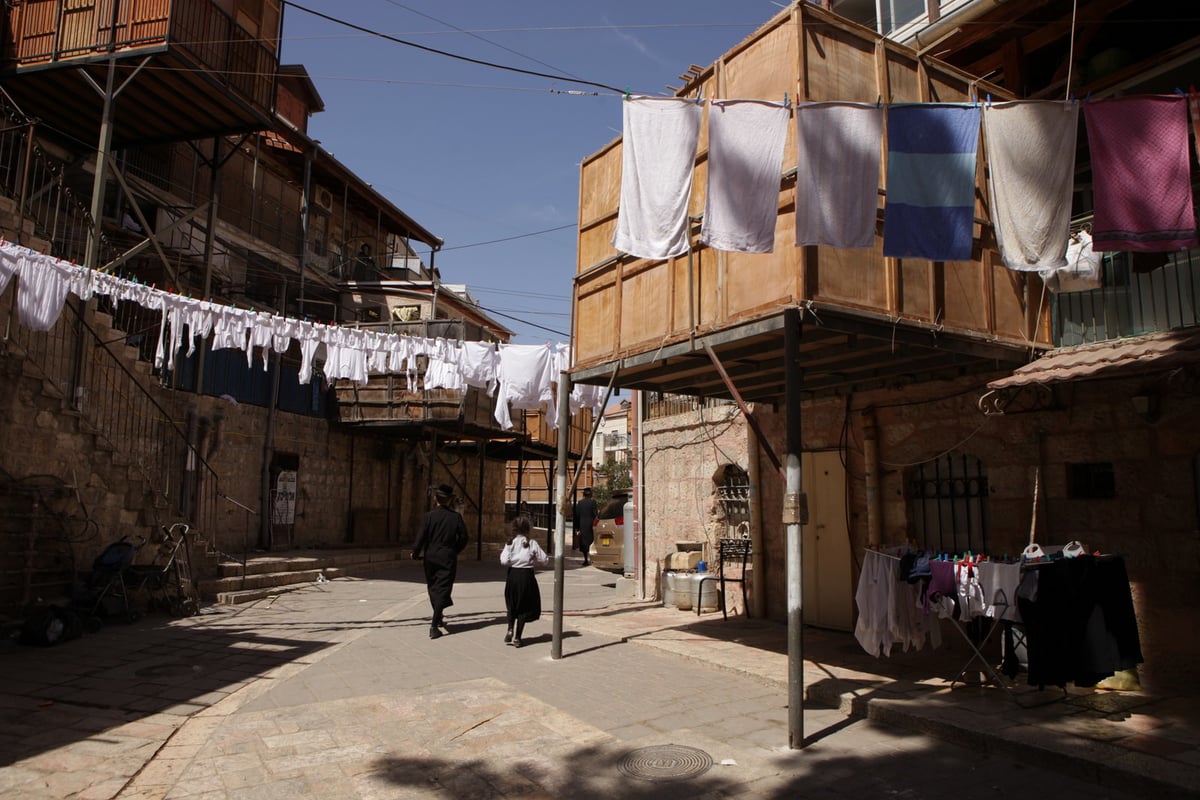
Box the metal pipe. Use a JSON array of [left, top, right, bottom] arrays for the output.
[[85, 59, 117, 270], [784, 308, 806, 749], [862, 407, 883, 547], [260, 351, 282, 549], [299, 149, 313, 318], [551, 369, 571, 660]]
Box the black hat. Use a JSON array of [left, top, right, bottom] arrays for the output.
[[582, 487, 592, 495], [433, 483, 454, 499]]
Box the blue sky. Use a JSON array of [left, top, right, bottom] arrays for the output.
[[280, 1, 785, 344]]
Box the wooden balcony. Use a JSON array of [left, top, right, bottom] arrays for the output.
[[1, 0, 278, 146], [571, 3, 1046, 402], [331, 321, 593, 459]]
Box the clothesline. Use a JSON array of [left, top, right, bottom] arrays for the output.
[[615, 93, 1199, 274], [0, 241, 605, 430]]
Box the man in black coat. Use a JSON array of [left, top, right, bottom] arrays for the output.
[[412, 483, 469, 639], [573, 487, 599, 567]]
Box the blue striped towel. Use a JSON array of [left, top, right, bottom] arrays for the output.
[[883, 104, 981, 262]]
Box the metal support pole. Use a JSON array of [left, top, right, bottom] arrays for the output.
[[85, 60, 117, 270], [197, 137, 221, 393], [299, 150, 313, 318], [476, 442, 485, 560], [784, 308, 806, 749], [551, 369, 571, 660]]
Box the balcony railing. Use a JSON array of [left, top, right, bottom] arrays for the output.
[[5, 0, 276, 111], [1051, 248, 1200, 347]]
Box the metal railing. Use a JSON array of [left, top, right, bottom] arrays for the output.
[[646, 392, 735, 420], [0, 104, 117, 264], [5, 0, 277, 113], [1051, 248, 1200, 347]]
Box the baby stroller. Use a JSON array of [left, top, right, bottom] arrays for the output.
[[78, 536, 147, 624], [126, 523, 200, 617]]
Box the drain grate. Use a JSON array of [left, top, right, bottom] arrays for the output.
[[617, 744, 714, 782]]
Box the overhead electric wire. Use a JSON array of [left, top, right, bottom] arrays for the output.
[[381, 0, 585, 82], [472, 304, 569, 338], [440, 223, 576, 251], [284, 1, 625, 95]]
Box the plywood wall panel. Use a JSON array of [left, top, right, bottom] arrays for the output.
[[943, 260, 988, 329], [723, 20, 796, 101], [574, 269, 617, 361], [619, 262, 674, 352], [725, 211, 799, 316], [899, 260, 932, 319], [803, 24, 880, 102], [814, 243, 889, 311], [578, 219, 618, 273], [993, 262, 1043, 343], [579, 142, 621, 235]]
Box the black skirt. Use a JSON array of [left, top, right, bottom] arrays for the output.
[[504, 567, 542, 623]]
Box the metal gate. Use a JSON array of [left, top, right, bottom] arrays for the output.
[[907, 453, 989, 556]]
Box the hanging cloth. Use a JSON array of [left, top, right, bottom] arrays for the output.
[[701, 100, 791, 254], [0, 241, 22, 296], [794, 102, 884, 249], [1084, 95, 1199, 252], [983, 100, 1079, 271], [16, 252, 74, 332], [494, 343, 555, 431], [883, 104, 981, 262], [1190, 89, 1200, 166], [611, 96, 703, 260]]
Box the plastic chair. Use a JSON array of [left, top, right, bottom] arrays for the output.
[[696, 537, 752, 619]]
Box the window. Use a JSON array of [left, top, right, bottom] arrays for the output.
[[715, 464, 751, 528], [907, 453, 989, 554], [878, 0, 927, 35]]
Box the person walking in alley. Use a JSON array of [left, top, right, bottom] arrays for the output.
[[499, 516, 548, 647], [411, 483, 469, 639], [572, 487, 599, 566]]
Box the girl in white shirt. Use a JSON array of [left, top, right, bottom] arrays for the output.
[[499, 517, 548, 647]]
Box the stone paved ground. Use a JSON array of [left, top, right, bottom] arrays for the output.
[[1, 556, 1195, 799]]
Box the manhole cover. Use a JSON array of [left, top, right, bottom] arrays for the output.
[[617, 744, 713, 782], [134, 663, 199, 679]]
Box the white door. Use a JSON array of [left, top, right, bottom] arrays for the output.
[[801, 450, 853, 630]]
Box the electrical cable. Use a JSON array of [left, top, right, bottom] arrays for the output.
[[381, 0, 586, 82], [439, 223, 576, 251], [284, 1, 625, 94]]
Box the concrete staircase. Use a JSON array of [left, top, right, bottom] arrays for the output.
[[200, 548, 414, 605]]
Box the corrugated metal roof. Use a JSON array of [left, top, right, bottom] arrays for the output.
[[987, 329, 1200, 389]]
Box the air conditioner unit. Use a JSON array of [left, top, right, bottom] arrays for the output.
[[312, 187, 334, 214]]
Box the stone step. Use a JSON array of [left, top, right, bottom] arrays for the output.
[[201, 568, 325, 595], [213, 549, 409, 578], [200, 549, 413, 603]]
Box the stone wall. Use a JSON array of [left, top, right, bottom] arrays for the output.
[[641, 403, 751, 601], [644, 370, 1199, 692]]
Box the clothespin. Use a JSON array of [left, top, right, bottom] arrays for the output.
[[624, 87, 630, 100], [695, 91, 704, 105], [783, 92, 789, 108], [876, 95, 881, 108]]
